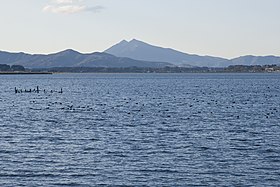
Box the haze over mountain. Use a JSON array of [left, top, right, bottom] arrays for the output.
[[105, 39, 280, 67], [0, 50, 171, 68]]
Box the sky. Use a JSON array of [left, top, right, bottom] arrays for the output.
[[0, 0, 280, 59]]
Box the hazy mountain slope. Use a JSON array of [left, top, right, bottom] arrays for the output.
[[0, 51, 33, 64], [230, 55, 280, 66]]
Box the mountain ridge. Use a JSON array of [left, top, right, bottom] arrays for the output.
[[105, 39, 229, 67], [105, 39, 280, 67], [1, 39, 280, 68], [0, 49, 172, 68]]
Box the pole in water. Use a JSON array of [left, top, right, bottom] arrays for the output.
[[15, 87, 17, 94], [37, 86, 39, 93], [60, 88, 63, 93]]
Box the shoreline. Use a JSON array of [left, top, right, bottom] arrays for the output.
[[0, 72, 52, 75], [1, 71, 279, 75]]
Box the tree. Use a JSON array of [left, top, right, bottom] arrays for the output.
[[0, 64, 11, 71], [11, 65, 25, 71]]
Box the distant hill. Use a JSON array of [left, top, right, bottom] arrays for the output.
[[0, 50, 172, 68], [105, 39, 230, 67], [230, 55, 280, 66]]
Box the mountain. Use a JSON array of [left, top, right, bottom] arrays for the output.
[[230, 55, 280, 66], [105, 39, 230, 67], [105, 39, 280, 67], [1, 41, 280, 68], [0, 50, 172, 68]]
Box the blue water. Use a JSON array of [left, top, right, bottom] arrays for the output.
[[0, 73, 280, 186]]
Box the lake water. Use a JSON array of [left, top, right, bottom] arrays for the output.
[[0, 73, 280, 186]]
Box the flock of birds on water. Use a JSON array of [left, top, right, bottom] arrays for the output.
[[12, 85, 280, 121]]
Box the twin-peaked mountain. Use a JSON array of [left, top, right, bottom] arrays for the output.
[[105, 39, 228, 67], [0, 39, 279, 68], [105, 39, 280, 67]]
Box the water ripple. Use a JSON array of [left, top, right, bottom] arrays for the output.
[[0, 73, 280, 186]]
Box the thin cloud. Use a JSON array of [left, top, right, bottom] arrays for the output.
[[43, 0, 104, 14], [54, 0, 74, 4], [43, 5, 86, 14]]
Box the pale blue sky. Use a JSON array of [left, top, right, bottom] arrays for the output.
[[0, 0, 279, 58]]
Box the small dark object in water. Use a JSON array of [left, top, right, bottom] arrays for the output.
[[14, 87, 63, 94]]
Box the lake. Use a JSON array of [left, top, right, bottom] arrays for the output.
[[0, 73, 280, 186]]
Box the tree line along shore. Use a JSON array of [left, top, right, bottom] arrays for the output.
[[0, 64, 52, 74], [1, 64, 280, 74]]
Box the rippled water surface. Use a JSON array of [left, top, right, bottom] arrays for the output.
[[0, 73, 280, 186]]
